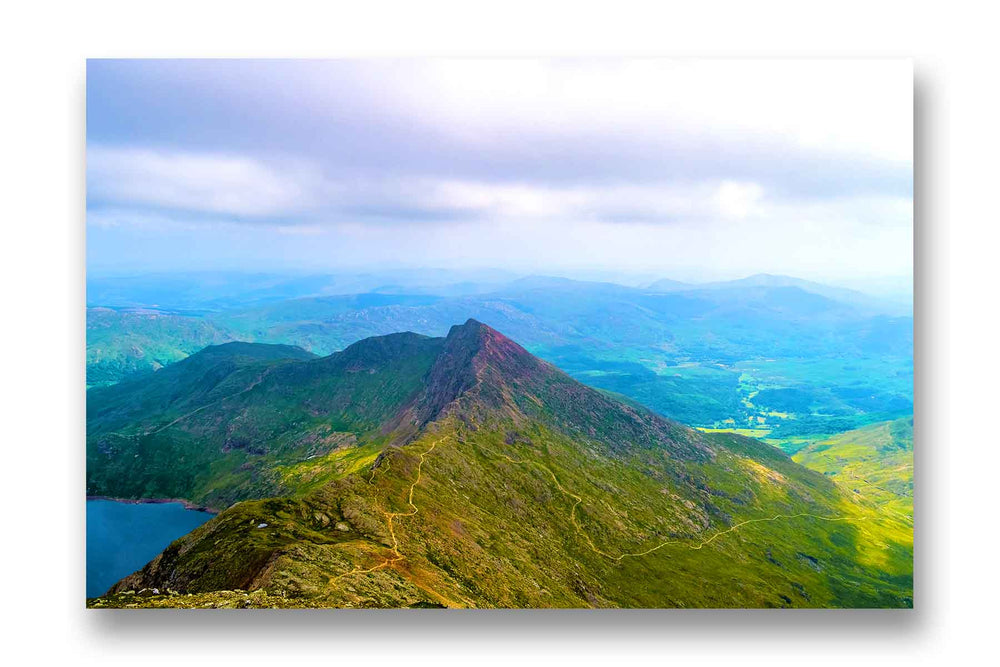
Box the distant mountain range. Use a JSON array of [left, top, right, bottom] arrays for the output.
[[647, 273, 911, 316], [88, 321, 912, 608], [87, 271, 910, 314], [87, 274, 913, 445]]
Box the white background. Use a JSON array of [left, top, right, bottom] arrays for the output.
[[0, 0, 995, 664]]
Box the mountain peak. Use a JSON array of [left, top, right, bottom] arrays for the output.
[[402, 319, 713, 461], [445, 318, 540, 377], [402, 319, 545, 426], [447, 317, 492, 337], [447, 317, 513, 347]]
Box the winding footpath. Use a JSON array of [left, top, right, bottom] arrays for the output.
[[104, 370, 272, 440], [478, 445, 864, 563], [333, 437, 864, 592], [331, 437, 443, 583]]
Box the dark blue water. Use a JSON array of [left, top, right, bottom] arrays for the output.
[[86, 499, 213, 598]]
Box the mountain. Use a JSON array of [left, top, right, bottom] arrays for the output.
[[645, 277, 690, 291], [86, 269, 522, 311], [86, 307, 236, 386], [694, 274, 911, 316], [87, 335, 431, 508], [86, 273, 914, 452], [648, 273, 910, 317], [88, 321, 912, 608], [227, 276, 912, 362]]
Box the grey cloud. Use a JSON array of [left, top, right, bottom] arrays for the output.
[[88, 59, 912, 228]]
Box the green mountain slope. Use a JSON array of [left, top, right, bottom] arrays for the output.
[[87, 335, 440, 508], [793, 417, 913, 519], [88, 321, 912, 608]]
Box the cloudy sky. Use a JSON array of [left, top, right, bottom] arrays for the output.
[[87, 59, 912, 284]]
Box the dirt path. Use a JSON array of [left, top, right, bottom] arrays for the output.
[[331, 437, 443, 583], [101, 370, 272, 441], [481, 445, 864, 562], [144, 371, 271, 436], [331, 437, 864, 597]]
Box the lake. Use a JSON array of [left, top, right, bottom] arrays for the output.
[[86, 499, 213, 598]]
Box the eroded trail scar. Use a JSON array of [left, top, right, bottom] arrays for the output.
[[332, 438, 442, 583], [109, 371, 271, 439], [482, 446, 864, 563]]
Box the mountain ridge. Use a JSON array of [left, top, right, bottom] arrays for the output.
[[88, 321, 912, 608]]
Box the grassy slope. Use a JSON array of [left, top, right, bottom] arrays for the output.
[[793, 417, 913, 519], [89, 323, 912, 608], [93, 420, 912, 609]]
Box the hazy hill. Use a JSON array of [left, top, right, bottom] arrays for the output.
[[88, 321, 912, 608], [650, 273, 911, 316], [645, 277, 690, 291], [86, 270, 520, 310], [86, 307, 236, 386], [210, 277, 913, 362]]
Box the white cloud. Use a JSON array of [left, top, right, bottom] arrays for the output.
[[87, 152, 909, 242], [388, 59, 913, 164], [87, 146, 329, 217], [420, 179, 769, 224], [87, 144, 779, 226], [86, 60, 912, 280], [713, 182, 765, 221]]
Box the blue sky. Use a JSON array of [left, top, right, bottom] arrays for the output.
[[87, 59, 912, 284]]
